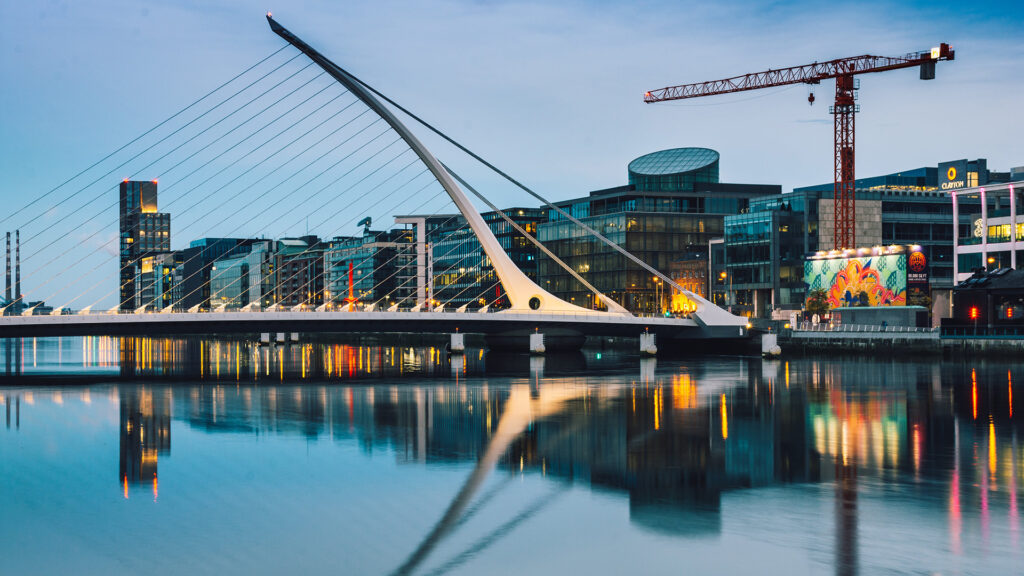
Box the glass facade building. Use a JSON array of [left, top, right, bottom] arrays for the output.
[[273, 236, 325, 309], [324, 230, 415, 309], [538, 148, 779, 314], [119, 180, 170, 310], [209, 241, 274, 309], [429, 208, 545, 310], [717, 159, 1006, 319]]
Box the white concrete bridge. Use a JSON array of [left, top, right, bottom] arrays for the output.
[[0, 16, 750, 352]]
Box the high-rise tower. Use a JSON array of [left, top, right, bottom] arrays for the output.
[[119, 180, 171, 311]]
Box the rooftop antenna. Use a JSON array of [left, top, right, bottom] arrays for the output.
[[357, 216, 372, 235]]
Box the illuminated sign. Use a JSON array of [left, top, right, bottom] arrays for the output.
[[906, 247, 929, 303], [939, 160, 968, 190], [804, 253, 907, 308]]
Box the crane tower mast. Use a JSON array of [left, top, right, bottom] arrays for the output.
[[644, 44, 954, 250]]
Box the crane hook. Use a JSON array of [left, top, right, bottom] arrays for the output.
[[808, 92, 815, 105]]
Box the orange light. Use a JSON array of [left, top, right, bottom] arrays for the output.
[[969, 306, 979, 320], [122, 178, 129, 183], [267, 11, 272, 17], [151, 179, 158, 184], [720, 393, 728, 439], [1008, 307, 1014, 319], [972, 369, 978, 420]]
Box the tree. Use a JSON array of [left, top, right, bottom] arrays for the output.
[[857, 291, 870, 307], [806, 288, 829, 316], [907, 288, 932, 309]]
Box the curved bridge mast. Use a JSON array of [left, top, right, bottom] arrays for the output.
[[266, 15, 615, 315]]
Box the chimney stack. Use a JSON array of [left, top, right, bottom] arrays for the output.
[[15, 230, 21, 313], [4, 232, 10, 310]]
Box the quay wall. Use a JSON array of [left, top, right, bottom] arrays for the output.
[[779, 330, 1024, 358]]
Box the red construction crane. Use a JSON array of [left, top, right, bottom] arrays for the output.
[[644, 44, 955, 250]]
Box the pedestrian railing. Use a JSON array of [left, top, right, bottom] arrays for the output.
[[794, 322, 936, 334]]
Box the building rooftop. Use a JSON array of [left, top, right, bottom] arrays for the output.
[[955, 268, 1024, 291], [628, 148, 719, 177]]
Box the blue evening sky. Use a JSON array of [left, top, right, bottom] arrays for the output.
[[0, 0, 1021, 307]]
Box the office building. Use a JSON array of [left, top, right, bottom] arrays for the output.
[[537, 148, 779, 314], [951, 178, 1024, 281], [394, 214, 462, 309], [119, 180, 170, 311], [209, 241, 275, 309], [716, 158, 1012, 319], [274, 236, 325, 308], [431, 208, 545, 310], [178, 238, 258, 311], [324, 229, 415, 308]]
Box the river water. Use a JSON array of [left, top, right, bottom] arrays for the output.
[[1, 336, 1020, 575]]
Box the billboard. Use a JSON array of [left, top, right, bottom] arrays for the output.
[[938, 159, 968, 191], [804, 254, 907, 308]]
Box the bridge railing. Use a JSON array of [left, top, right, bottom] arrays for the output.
[[794, 322, 936, 334]]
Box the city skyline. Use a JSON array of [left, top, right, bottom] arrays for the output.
[[1, 0, 1021, 310]]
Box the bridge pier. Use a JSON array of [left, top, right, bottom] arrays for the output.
[[449, 333, 465, 354], [485, 328, 584, 352], [640, 332, 658, 356], [529, 333, 545, 355]]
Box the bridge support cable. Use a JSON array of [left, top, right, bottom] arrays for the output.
[[445, 166, 630, 315], [0, 45, 289, 229], [266, 163, 436, 308], [27, 78, 367, 309], [319, 194, 467, 310], [422, 231, 498, 310], [24, 65, 326, 263], [315, 190, 460, 311], [13, 51, 307, 241], [161, 142, 422, 311], [124, 130, 407, 312], [68, 108, 385, 313], [267, 16, 602, 316], [325, 38, 694, 299], [18, 57, 327, 298]]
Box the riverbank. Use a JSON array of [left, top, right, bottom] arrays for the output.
[[777, 327, 1024, 357]]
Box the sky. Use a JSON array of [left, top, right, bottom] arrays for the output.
[[0, 0, 1021, 307]]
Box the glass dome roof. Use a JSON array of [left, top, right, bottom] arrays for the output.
[[627, 148, 719, 176]]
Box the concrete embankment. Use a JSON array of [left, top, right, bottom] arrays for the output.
[[779, 329, 1024, 358]]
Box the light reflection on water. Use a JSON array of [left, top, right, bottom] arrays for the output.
[[1, 336, 1022, 575]]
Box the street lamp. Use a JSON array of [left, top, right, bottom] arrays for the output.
[[719, 271, 732, 311], [652, 276, 661, 314]]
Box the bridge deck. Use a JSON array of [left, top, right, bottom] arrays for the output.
[[0, 310, 747, 340]]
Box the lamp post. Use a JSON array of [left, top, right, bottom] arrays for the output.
[[652, 276, 661, 315], [719, 271, 732, 311]]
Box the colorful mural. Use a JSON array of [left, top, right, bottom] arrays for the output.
[[804, 254, 907, 308]]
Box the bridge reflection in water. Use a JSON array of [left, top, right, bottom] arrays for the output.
[[2, 351, 1021, 574]]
